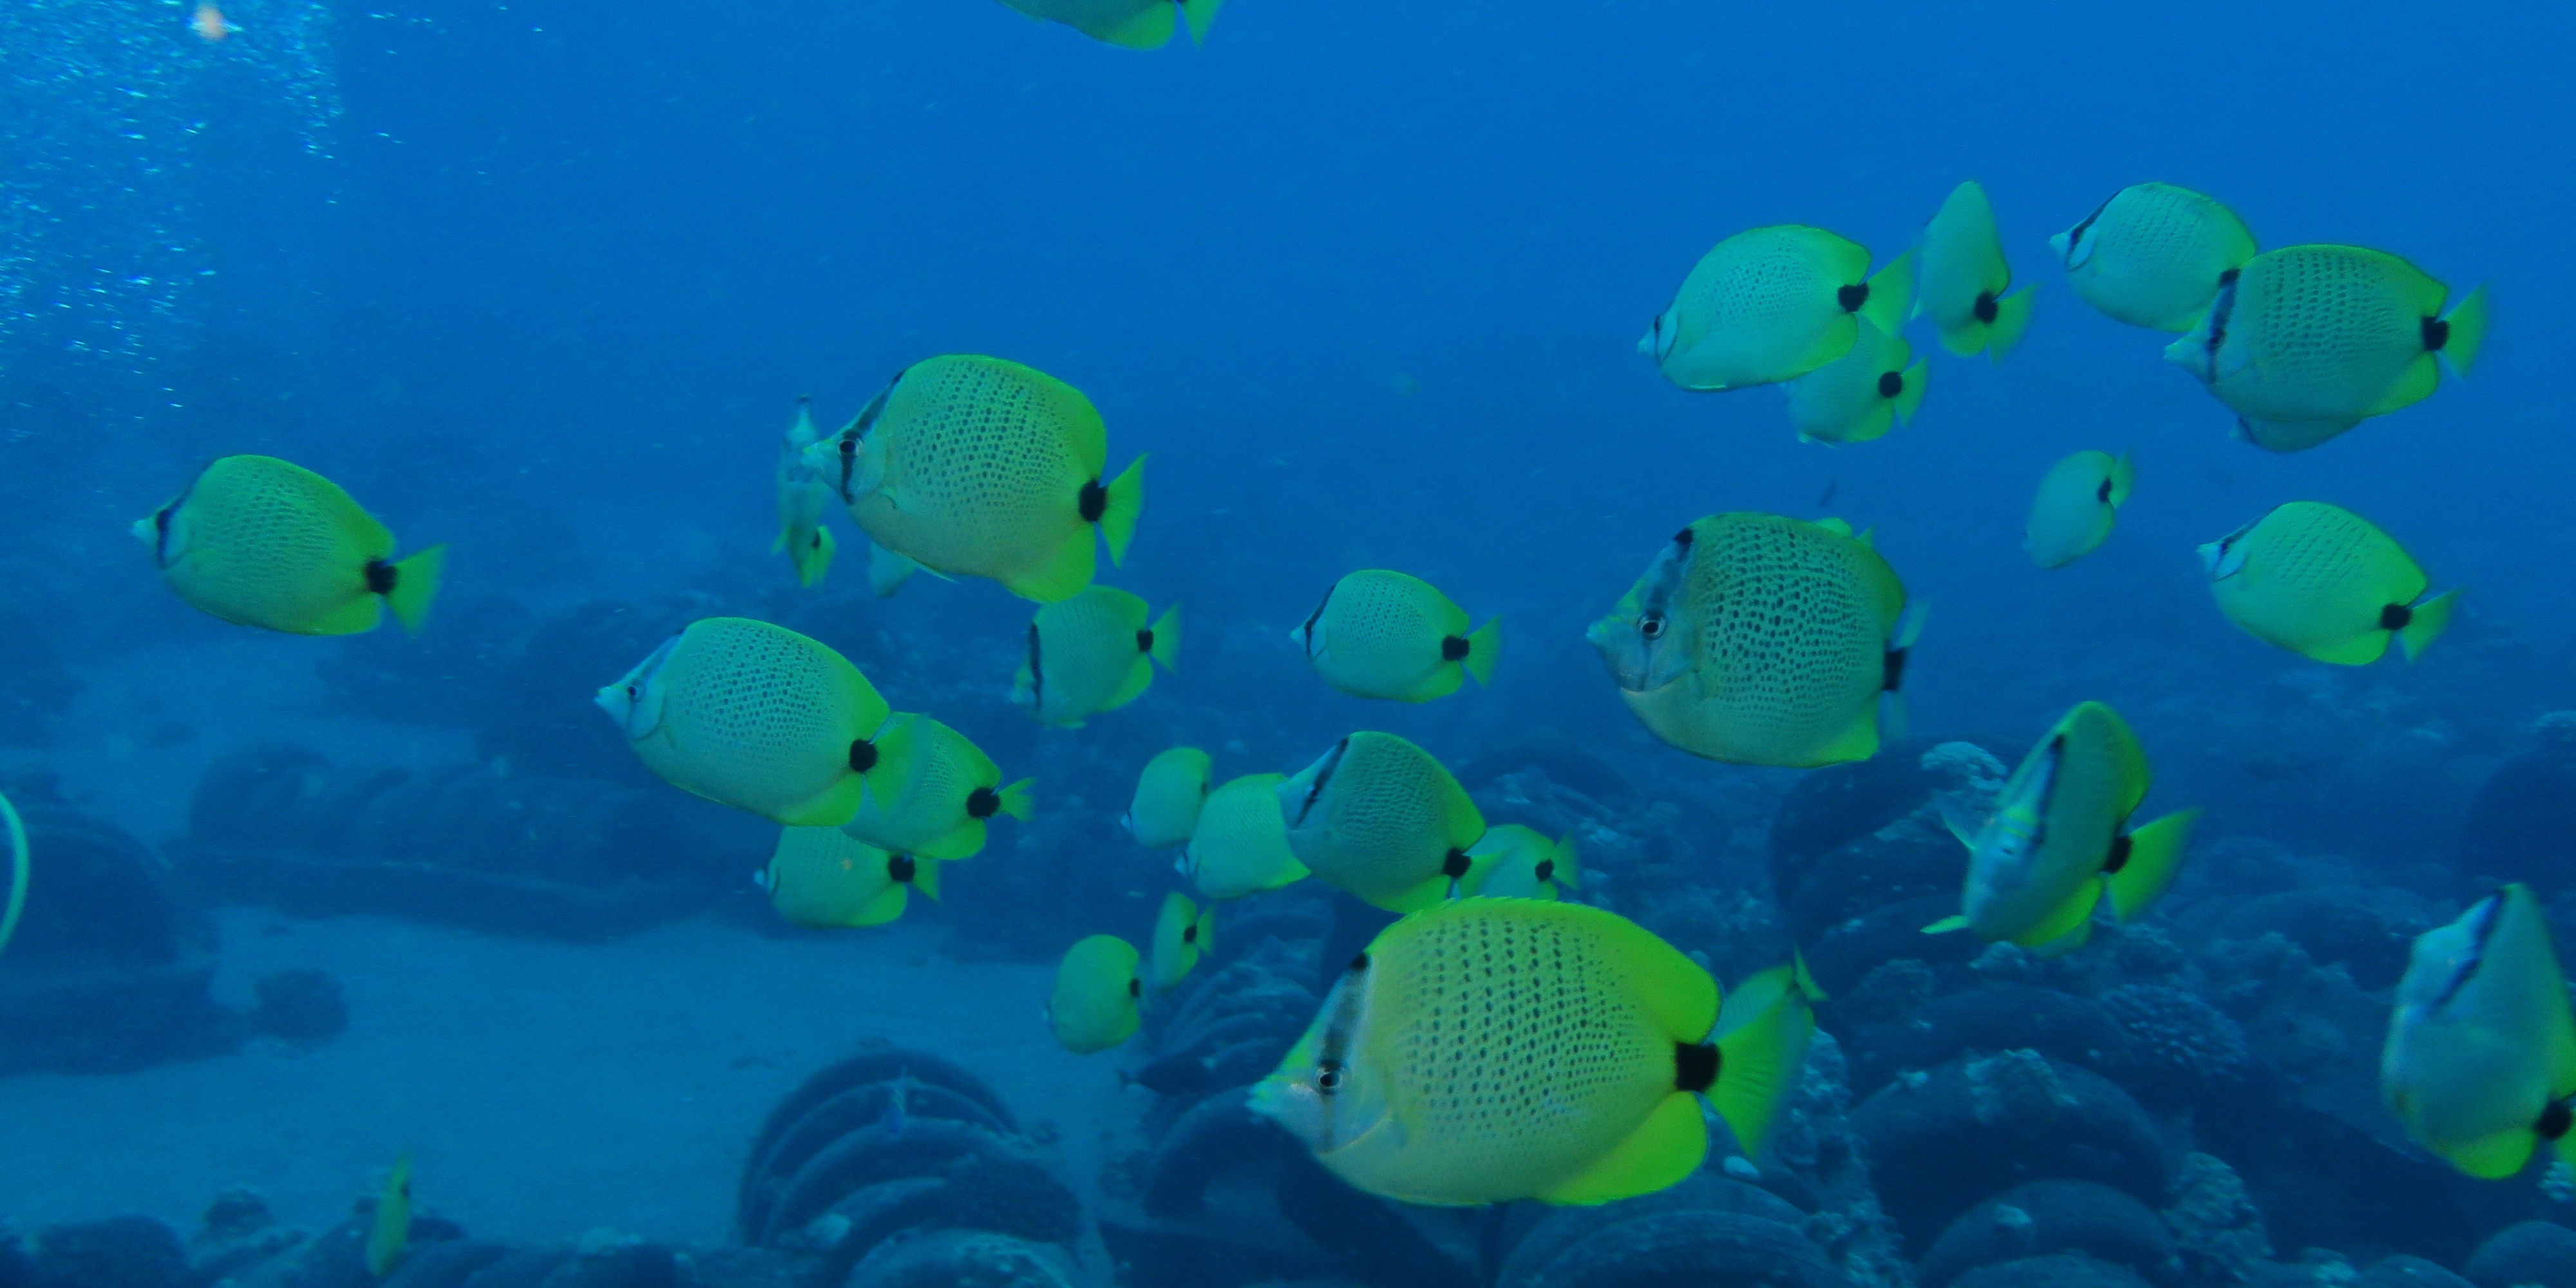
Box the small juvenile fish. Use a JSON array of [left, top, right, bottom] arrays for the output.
[[1011, 586, 1179, 727], [1925, 701, 2198, 955], [365, 1155, 412, 1279], [1642, 226, 1913, 392], [2023, 450, 2134, 569], [1291, 570, 1499, 702], [1457, 824, 1579, 900], [1148, 891, 1216, 993], [1180, 772, 1309, 900], [760, 826, 939, 928], [596, 618, 900, 827], [2050, 182, 2257, 331], [840, 714, 1032, 860], [1253, 899, 1814, 1206], [1125, 746, 1211, 849], [1278, 733, 1483, 913], [2383, 884, 2576, 1179], [1782, 317, 1926, 444], [2200, 501, 2456, 665], [1050, 934, 1142, 1054], [136, 455, 447, 636], [810, 355, 1145, 603], [2166, 245, 2487, 453], [1915, 180, 2036, 361], [775, 396, 838, 589], [996, 0, 1221, 48]]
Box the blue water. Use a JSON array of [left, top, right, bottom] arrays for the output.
[[8, 1, 2576, 1284]]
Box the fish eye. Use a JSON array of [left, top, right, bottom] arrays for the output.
[[624, 684, 638, 698], [1316, 1059, 1345, 1093], [1640, 612, 1665, 640]]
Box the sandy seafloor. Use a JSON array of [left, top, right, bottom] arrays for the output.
[[0, 637, 1124, 1247]]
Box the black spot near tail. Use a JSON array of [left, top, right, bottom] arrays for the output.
[[1127, 978, 1142, 998], [2541, 1099, 2573, 1141], [1883, 647, 1909, 693], [1441, 635, 1470, 661], [1676, 1041, 1719, 1094], [1182, 922, 1199, 945], [2097, 478, 2114, 502], [2381, 603, 2414, 631], [967, 787, 1000, 819], [1441, 849, 1471, 879], [1973, 291, 2000, 324], [365, 559, 397, 595], [1534, 859, 1555, 883], [1136, 629, 1155, 654], [2104, 832, 2133, 875], [850, 739, 879, 773], [1837, 283, 1869, 313], [2423, 316, 2450, 352], [1876, 370, 1904, 399], [1079, 479, 1107, 523], [889, 853, 917, 884]]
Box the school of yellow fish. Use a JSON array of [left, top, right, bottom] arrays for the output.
[[97, 1, 2535, 1227]]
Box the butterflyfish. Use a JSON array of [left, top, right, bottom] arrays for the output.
[[2200, 501, 2456, 665], [775, 396, 838, 589], [809, 355, 1145, 603], [365, 1155, 412, 1278], [135, 455, 447, 636], [1642, 226, 1914, 392], [1252, 898, 1814, 1206], [2051, 182, 2257, 331], [1125, 746, 1211, 849], [2023, 450, 2134, 569], [1180, 772, 1309, 900], [994, 0, 1222, 48], [1924, 701, 2199, 956], [1291, 569, 1500, 703], [1587, 514, 1915, 768], [2382, 884, 2576, 1179], [1276, 732, 1484, 914], [1011, 586, 1179, 727], [2166, 244, 2488, 453], [1782, 317, 1926, 444], [839, 714, 1032, 860], [760, 826, 939, 928], [596, 617, 900, 827], [1457, 824, 1580, 900], [1050, 934, 1142, 1054], [1148, 891, 1216, 993], [1915, 180, 2036, 361]]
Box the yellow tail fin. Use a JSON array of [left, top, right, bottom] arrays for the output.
[[1148, 605, 1182, 668], [1180, 0, 1222, 43], [1708, 985, 1814, 1161], [2400, 589, 2458, 662], [795, 526, 836, 589], [1986, 286, 2038, 363], [1552, 833, 1581, 889], [2441, 283, 2490, 376], [1922, 914, 1969, 934], [912, 856, 942, 902], [2107, 451, 2136, 507], [998, 778, 1036, 821], [1890, 357, 1928, 427], [0, 790, 25, 958], [1463, 616, 1503, 687], [386, 545, 448, 634], [1098, 455, 1147, 566], [1860, 250, 1916, 335], [2108, 808, 2199, 922]]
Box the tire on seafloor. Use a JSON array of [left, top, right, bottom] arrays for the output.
[[736, 1041, 1088, 1288]]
